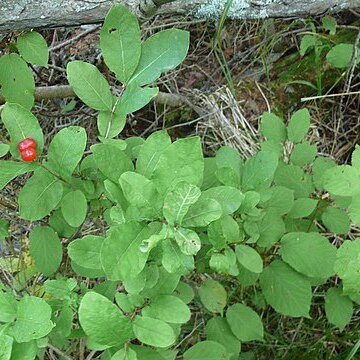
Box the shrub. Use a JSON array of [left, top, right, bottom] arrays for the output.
[[0, 5, 360, 359]]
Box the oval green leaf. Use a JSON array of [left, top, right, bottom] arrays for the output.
[[29, 226, 62, 276], [61, 190, 87, 227], [132, 316, 176, 348]]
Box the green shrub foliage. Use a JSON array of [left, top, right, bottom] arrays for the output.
[[0, 5, 359, 359]]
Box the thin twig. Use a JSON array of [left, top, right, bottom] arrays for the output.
[[49, 25, 101, 52], [47, 343, 73, 360], [301, 90, 360, 102]]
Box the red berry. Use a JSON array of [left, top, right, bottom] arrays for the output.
[[21, 148, 37, 162], [18, 138, 36, 152]]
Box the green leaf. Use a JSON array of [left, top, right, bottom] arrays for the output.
[[216, 146, 242, 171], [259, 260, 312, 317], [125, 137, 145, 160], [325, 287, 353, 331], [120, 172, 162, 219], [67, 61, 112, 111], [209, 253, 231, 274], [132, 316, 176, 348], [280, 232, 336, 278], [201, 186, 243, 215], [123, 271, 146, 295], [142, 295, 190, 324], [1, 103, 43, 158], [287, 109, 310, 143], [44, 278, 76, 300], [17, 31, 49, 67], [162, 239, 194, 274], [226, 303, 263, 341], [52, 306, 73, 339], [261, 140, 283, 157], [205, 317, 240, 360], [0, 219, 9, 241], [322, 16, 337, 35], [61, 190, 87, 227], [0, 53, 35, 109], [290, 142, 317, 166], [263, 186, 294, 215], [208, 216, 240, 250], [119, 82, 159, 114], [174, 282, 194, 304], [151, 136, 204, 195], [323, 165, 360, 196], [174, 227, 201, 255], [349, 194, 360, 227], [0, 334, 12, 360], [274, 164, 314, 198], [237, 263, 259, 286], [312, 156, 336, 191], [48, 210, 77, 238], [71, 261, 105, 279], [130, 29, 189, 86], [79, 292, 132, 347], [241, 151, 278, 191], [326, 44, 355, 68], [163, 182, 201, 225], [29, 226, 62, 276], [257, 209, 285, 248], [111, 347, 138, 360], [115, 293, 135, 313], [321, 207, 350, 234], [352, 145, 360, 169], [0, 288, 17, 322], [287, 198, 317, 218], [235, 245, 263, 274], [94, 280, 117, 301], [100, 4, 141, 84], [335, 239, 360, 294], [0, 144, 9, 158], [10, 340, 37, 360], [19, 167, 63, 221], [13, 296, 54, 343], [92, 144, 133, 183], [136, 131, 171, 179], [299, 35, 317, 56], [97, 107, 126, 139], [183, 341, 228, 360], [0, 161, 35, 190], [143, 267, 180, 298], [47, 126, 87, 177], [130, 345, 177, 360], [198, 279, 227, 313], [100, 222, 152, 281], [182, 198, 222, 228], [260, 112, 286, 143], [215, 146, 242, 188], [67, 235, 104, 270]]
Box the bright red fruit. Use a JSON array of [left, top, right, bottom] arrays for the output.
[[20, 148, 37, 162], [17, 138, 36, 152]]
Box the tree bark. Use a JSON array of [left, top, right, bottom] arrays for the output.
[[1, 0, 360, 33]]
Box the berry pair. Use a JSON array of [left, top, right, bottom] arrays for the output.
[[18, 138, 37, 162]]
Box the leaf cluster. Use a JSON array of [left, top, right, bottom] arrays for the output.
[[0, 6, 359, 360]]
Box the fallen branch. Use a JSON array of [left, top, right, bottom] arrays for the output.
[[1, 0, 360, 33], [0, 85, 183, 108]]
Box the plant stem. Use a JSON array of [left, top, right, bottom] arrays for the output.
[[0, 198, 17, 210], [47, 343, 73, 360], [39, 163, 76, 189]]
